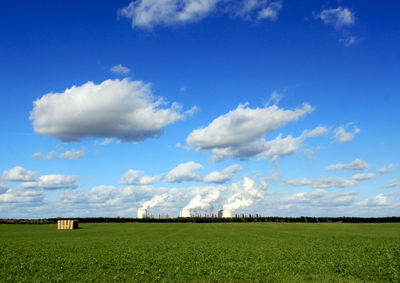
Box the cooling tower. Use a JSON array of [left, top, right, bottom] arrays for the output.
[[180, 208, 191, 218], [137, 208, 147, 219], [218, 209, 232, 218]]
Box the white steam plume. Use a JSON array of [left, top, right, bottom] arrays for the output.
[[141, 193, 168, 209], [223, 177, 265, 211], [183, 186, 225, 212]]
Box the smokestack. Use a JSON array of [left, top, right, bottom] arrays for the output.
[[218, 209, 231, 218], [180, 208, 191, 218], [137, 208, 147, 219]]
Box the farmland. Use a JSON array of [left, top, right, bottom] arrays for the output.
[[1, 223, 399, 282]]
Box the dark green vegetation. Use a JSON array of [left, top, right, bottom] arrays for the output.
[[2, 216, 400, 224], [1, 223, 399, 282]]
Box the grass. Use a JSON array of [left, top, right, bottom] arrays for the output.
[[0, 223, 399, 282]]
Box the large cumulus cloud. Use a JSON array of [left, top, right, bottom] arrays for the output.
[[186, 103, 325, 162], [30, 79, 194, 142]]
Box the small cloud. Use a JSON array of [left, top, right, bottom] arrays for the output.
[[378, 164, 397, 175], [314, 7, 358, 47], [185, 106, 199, 116], [266, 91, 283, 105], [19, 175, 79, 190], [203, 164, 242, 184], [32, 151, 57, 160], [111, 64, 131, 75], [32, 150, 84, 160], [285, 172, 375, 189], [304, 146, 323, 162], [176, 143, 190, 150], [2, 166, 38, 182], [380, 178, 400, 189], [340, 35, 357, 46], [302, 126, 328, 138], [325, 158, 369, 172], [333, 124, 360, 144], [315, 7, 355, 30], [180, 86, 187, 92], [95, 138, 113, 146], [59, 149, 85, 160], [119, 169, 163, 185], [351, 173, 376, 181], [257, 1, 282, 21], [164, 161, 203, 183]]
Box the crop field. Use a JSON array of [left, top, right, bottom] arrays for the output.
[[1, 223, 399, 282]]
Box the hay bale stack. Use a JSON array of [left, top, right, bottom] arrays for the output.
[[57, 220, 79, 230]]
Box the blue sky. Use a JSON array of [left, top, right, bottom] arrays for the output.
[[1, 0, 399, 218]]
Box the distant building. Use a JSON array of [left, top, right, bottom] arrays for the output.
[[137, 208, 147, 219], [218, 209, 232, 218], [180, 208, 191, 217]]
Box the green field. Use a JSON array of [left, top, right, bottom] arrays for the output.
[[1, 223, 399, 282]]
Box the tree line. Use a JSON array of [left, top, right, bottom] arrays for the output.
[[1, 216, 400, 224]]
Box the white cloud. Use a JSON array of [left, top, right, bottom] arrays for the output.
[[88, 186, 121, 205], [184, 105, 199, 116], [316, 7, 355, 30], [257, 1, 282, 21], [32, 149, 84, 160], [118, 0, 283, 30], [95, 138, 113, 146], [208, 125, 327, 163], [187, 103, 313, 149], [325, 158, 369, 172], [256, 134, 302, 161], [285, 173, 375, 189], [266, 91, 283, 105], [359, 194, 391, 207], [31, 78, 193, 142], [333, 125, 360, 143], [119, 169, 163, 185], [315, 7, 357, 47], [381, 178, 400, 189], [340, 35, 357, 47], [223, 177, 265, 211], [2, 166, 38, 182], [351, 173, 376, 181], [119, 0, 219, 29], [0, 188, 44, 204], [19, 175, 79, 190], [187, 103, 315, 162], [59, 149, 85, 160], [111, 64, 131, 75], [303, 125, 328, 138], [203, 164, 242, 184], [179, 86, 187, 92], [282, 189, 358, 209], [32, 151, 57, 160], [164, 161, 204, 183], [378, 164, 397, 175]]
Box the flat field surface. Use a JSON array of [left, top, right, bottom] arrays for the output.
[[0, 223, 399, 282]]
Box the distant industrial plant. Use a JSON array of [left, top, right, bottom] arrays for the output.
[[137, 208, 261, 219]]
